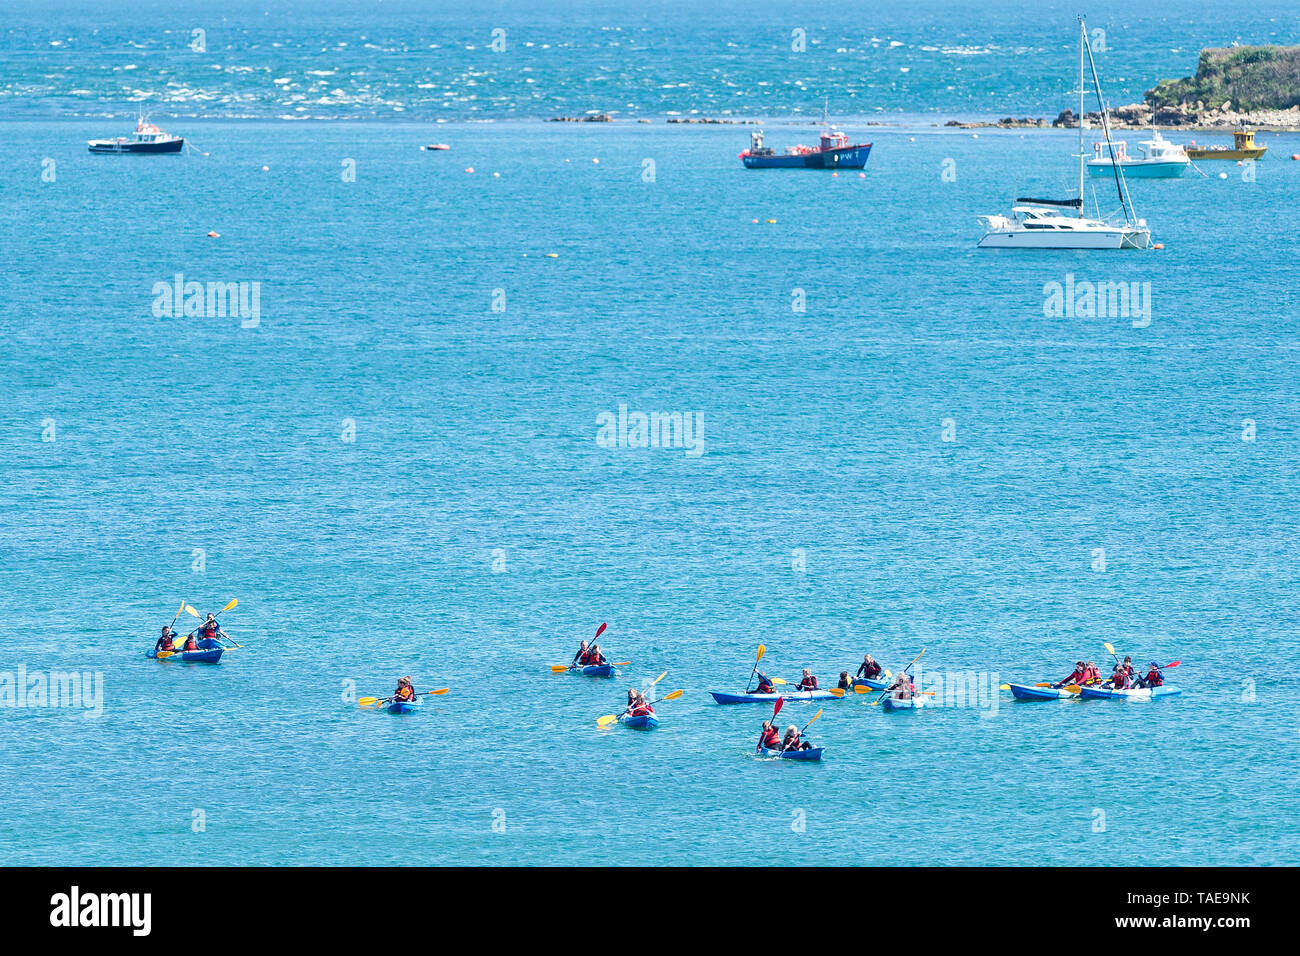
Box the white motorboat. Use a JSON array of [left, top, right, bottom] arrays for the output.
[[978, 18, 1151, 250], [1087, 130, 1191, 178]]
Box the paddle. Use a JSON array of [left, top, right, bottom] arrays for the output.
[[597, 689, 683, 728], [359, 688, 450, 708], [780, 707, 823, 752], [757, 697, 785, 752], [871, 648, 925, 706], [744, 644, 766, 693]]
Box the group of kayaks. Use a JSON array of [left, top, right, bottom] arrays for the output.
[[1003, 643, 1182, 702]]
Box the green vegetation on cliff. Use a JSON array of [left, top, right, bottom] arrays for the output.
[[1149, 45, 1300, 112]]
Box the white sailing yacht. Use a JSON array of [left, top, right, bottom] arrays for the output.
[[978, 18, 1151, 250]]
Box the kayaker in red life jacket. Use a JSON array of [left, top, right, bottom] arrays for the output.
[[1084, 661, 1102, 684], [757, 720, 781, 752], [753, 672, 775, 695], [393, 677, 416, 702], [1135, 663, 1164, 688], [198, 613, 229, 646], [837, 671, 851, 690], [626, 691, 654, 719], [780, 725, 812, 752], [155, 627, 177, 653], [1109, 659, 1133, 689], [888, 673, 916, 699], [571, 641, 590, 667], [797, 669, 818, 691], [856, 654, 883, 681], [585, 644, 607, 666], [183, 631, 199, 651], [1054, 662, 1087, 688]]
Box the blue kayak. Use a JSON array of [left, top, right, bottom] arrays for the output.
[[758, 747, 824, 761], [881, 695, 927, 711], [1007, 682, 1079, 700], [1079, 685, 1180, 701], [851, 677, 890, 691], [710, 689, 840, 705], [385, 698, 422, 715], [621, 714, 659, 730], [572, 664, 614, 678], [146, 638, 223, 665]]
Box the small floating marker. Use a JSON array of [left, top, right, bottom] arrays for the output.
[[1153, 243, 1164, 250], [751, 218, 759, 224], [765, 218, 776, 224], [1236, 160, 1243, 166], [909, 136, 916, 142], [592, 157, 599, 164], [465, 167, 474, 173], [972, 133, 979, 139], [545, 252, 558, 258], [1291, 154, 1299, 160], [1218, 172, 1228, 179], [261, 165, 269, 171], [831, 171, 838, 177], [206, 231, 220, 238]]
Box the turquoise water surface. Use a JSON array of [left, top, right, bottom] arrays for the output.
[[2, 0, 1300, 867]]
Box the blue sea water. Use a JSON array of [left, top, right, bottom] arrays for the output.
[[2, 1, 1300, 866]]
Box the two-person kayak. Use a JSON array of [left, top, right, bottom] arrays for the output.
[[1079, 685, 1181, 701], [571, 663, 615, 678], [146, 638, 224, 665], [385, 698, 423, 715], [1006, 682, 1080, 700], [710, 689, 841, 705], [621, 713, 659, 730], [757, 746, 824, 761], [881, 695, 927, 711]]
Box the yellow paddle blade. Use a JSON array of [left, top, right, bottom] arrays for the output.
[[1000, 684, 1012, 690], [155, 650, 177, 659], [805, 708, 824, 728], [428, 688, 450, 695], [1065, 684, 1083, 695], [854, 684, 872, 694], [221, 599, 238, 612], [883, 670, 893, 678], [551, 665, 570, 673], [660, 689, 684, 701], [596, 714, 619, 728], [1104, 642, 1116, 656], [756, 644, 766, 662], [610, 661, 630, 666], [185, 605, 200, 618], [357, 697, 380, 707], [649, 671, 667, 687], [828, 688, 845, 697], [770, 677, 788, 685], [176, 602, 186, 616], [1033, 682, 1052, 688]]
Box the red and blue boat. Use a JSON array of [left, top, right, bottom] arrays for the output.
[[740, 128, 871, 170]]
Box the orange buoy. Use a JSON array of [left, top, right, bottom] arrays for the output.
[[1291, 154, 1300, 160], [858, 172, 866, 178], [831, 171, 838, 177], [207, 231, 220, 238], [1153, 243, 1164, 250], [465, 167, 474, 173]]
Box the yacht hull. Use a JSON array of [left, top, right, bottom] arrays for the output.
[[978, 228, 1150, 250]]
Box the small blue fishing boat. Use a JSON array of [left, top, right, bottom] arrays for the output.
[[740, 128, 871, 169]]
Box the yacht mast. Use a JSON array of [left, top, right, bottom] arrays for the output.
[[1077, 18, 1085, 219]]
